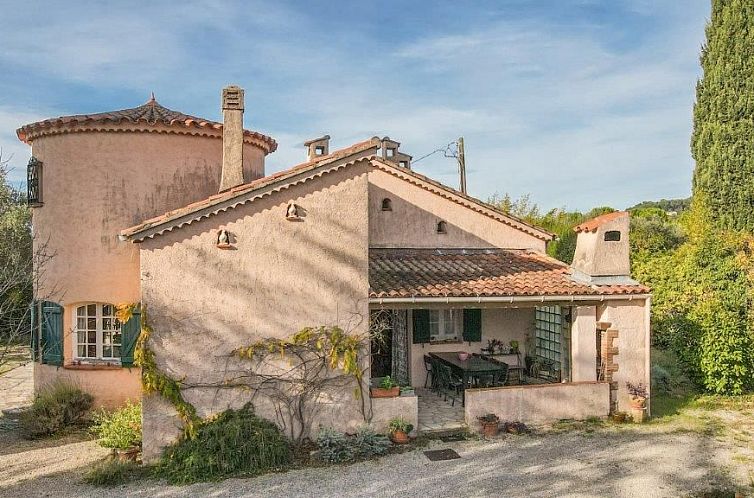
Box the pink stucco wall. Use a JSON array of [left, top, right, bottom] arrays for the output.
[[31, 130, 266, 306], [571, 305, 598, 382], [368, 168, 547, 251], [465, 382, 610, 428], [138, 163, 372, 461], [34, 363, 141, 409], [27, 128, 268, 407], [598, 299, 651, 413]]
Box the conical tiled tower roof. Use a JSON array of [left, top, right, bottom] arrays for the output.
[[17, 94, 277, 152]]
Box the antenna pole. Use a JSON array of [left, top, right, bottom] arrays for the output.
[[457, 136, 467, 194]]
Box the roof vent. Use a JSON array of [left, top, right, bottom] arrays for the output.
[[304, 135, 330, 161], [222, 86, 244, 110]]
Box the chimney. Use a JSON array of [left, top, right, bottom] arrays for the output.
[[380, 137, 412, 169], [571, 211, 631, 281], [304, 135, 330, 161], [220, 85, 245, 191]]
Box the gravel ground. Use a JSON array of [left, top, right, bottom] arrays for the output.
[[0, 423, 747, 498]]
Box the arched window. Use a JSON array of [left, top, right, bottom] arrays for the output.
[[74, 303, 121, 360], [604, 230, 621, 242], [381, 198, 393, 211], [436, 221, 448, 234]]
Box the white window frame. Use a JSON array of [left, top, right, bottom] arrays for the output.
[[73, 303, 122, 362], [429, 309, 462, 341]]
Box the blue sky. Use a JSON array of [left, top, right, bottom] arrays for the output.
[[0, 0, 709, 211]]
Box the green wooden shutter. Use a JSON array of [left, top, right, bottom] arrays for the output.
[[120, 307, 141, 367], [463, 309, 482, 343], [30, 301, 39, 361], [412, 309, 430, 344], [41, 301, 63, 366]]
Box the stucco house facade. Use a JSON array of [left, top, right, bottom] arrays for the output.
[[20, 86, 650, 461]]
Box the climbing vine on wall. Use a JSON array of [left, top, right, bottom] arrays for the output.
[[115, 306, 374, 444], [116, 303, 201, 439], [234, 326, 365, 383]]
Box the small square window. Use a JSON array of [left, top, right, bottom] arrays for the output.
[[315, 145, 325, 155], [386, 148, 395, 157], [604, 230, 621, 242]]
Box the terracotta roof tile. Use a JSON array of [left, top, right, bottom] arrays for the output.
[[16, 96, 277, 151], [369, 248, 649, 298], [574, 211, 628, 233]]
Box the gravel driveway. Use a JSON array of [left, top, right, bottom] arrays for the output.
[[0, 424, 745, 498]]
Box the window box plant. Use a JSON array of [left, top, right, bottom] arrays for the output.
[[387, 416, 413, 444], [399, 386, 415, 397], [477, 413, 500, 437], [370, 376, 400, 398]]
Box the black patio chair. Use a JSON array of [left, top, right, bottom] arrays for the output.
[[423, 354, 434, 389], [437, 364, 465, 407]]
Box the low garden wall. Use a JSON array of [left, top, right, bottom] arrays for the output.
[[464, 381, 610, 430], [370, 395, 418, 433]]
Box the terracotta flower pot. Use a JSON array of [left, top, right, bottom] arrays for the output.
[[390, 430, 409, 444], [480, 420, 500, 437], [629, 396, 647, 410], [371, 386, 400, 398], [630, 407, 647, 423]]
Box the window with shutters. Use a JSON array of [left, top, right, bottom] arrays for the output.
[[74, 303, 121, 361], [429, 309, 462, 341]]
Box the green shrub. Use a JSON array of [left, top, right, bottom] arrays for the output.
[[316, 427, 353, 463], [83, 459, 144, 487], [316, 426, 390, 463], [153, 403, 291, 484], [20, 382, 93, 438], [91, 400, 141, 449]]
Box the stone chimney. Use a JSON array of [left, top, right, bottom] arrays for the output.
[[571, 211, 631, 281], [219, 85, 245, 191], [304, 135, 330, 161], [380, 137, 412, 169]]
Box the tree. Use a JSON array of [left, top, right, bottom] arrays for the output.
[[0, 153, 33, 371], [692, 0, 754, 231]]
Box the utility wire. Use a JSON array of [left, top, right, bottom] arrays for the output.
[[412, 140, 458, 164]]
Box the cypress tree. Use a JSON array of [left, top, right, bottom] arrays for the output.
[[692, 0, 754, 231]]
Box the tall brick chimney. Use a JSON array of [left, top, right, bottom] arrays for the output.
[[220, 85, 245, 191]]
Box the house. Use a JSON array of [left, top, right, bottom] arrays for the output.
[[20, 86, 650, 462]]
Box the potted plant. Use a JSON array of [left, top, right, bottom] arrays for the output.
[[477, 413, 500, 437], [387, 416, 413, 444], [400, 386, 415, 397], [626, 382, 648, 423], [509, 340, 520, 354], [371, 376, 400, 398]]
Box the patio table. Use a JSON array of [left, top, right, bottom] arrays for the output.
[[429, 352, 508, 403]]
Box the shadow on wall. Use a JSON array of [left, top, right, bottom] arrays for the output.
[[138, 165, 372, 438]]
